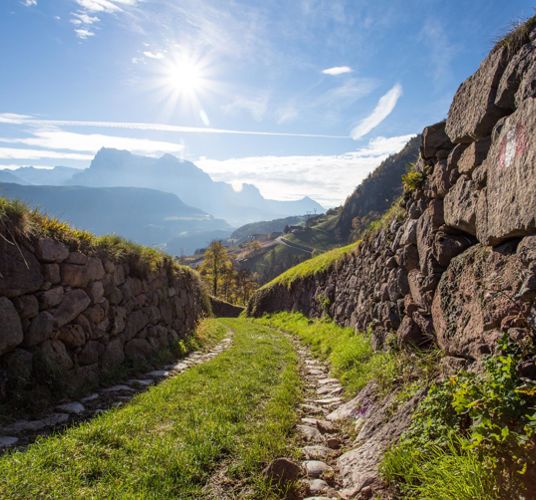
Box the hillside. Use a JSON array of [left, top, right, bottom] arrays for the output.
[[224, 134, 419, 284], [248, 16, 536, 497], [334, 135, 421, 242], [0, 183, 231, 254]]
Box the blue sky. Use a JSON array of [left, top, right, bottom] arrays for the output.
[[0, 0, 534, 206]]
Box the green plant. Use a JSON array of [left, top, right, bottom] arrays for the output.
[[381, 335, 536, 497], [402, 171, 425, 193]]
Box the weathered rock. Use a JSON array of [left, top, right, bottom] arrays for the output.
[[421, 121, 452, 159], [77, 340, 101, 366], [0, 297, 23, 355], [432, 228, 475, 267], [303, 460, 333, 478], [4, 348, 33, 390], [397, 316, 424, 348], [444, 175, 479, 235], [38, 340, 73, 371], [39, 286, 64, 309], [25, 311, 54, 346], [65, 252, 87, 265], [263, 458, 302, 485], [13, 294, 39, 319], [124, 338, 153, 363], [54, 289, 91, 327], [35, 238, 69, 263], [432, 245, 526, 360], [457, 137, 491, 174], [477, 97, 536, 244], [446, 45, 508, 143], [0, 239, 43, 298], [101, 338, 124, 373], [42, 263, 61, 285], [87, 281, 104, 304], [55, 401, 85, 414], [58, 324, 86, 347]]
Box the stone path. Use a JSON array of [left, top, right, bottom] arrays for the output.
[[0, 333, 233, 454], [293, 342, 352, 500]]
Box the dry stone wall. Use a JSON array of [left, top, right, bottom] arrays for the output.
[[0, 234, 209, 408], [248, 25, 536, 363]]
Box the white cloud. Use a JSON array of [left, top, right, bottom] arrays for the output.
[[276, 104, 298, 125], [74, 28, 95, 39], [322, 66, 352, 76], [71, 0, 137, 39], [197, 133, 414, 206], [0, 113, 348, 139], [75, 0, 136, 13], [22, 0, 37, 6], [0, 129, 184, 156], [143, 50, 164, 60], [0, 148, 92, 161], [70, 12, 100, 25], [351, 83, 402, 140]]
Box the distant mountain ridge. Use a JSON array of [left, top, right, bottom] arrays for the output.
[[67, 148, 324, 226], [0, 182, 231, 254]]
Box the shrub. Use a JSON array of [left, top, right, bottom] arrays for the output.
[[402, 171, 425, 193], [381, 335, 536, 498]]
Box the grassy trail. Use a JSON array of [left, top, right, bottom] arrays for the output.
[[0, 318, 302, 499]]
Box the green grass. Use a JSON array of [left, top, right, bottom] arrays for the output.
[[256, 313, 439, 400], [256, 312, 388, 395], [261, 241, 359, 290], [0, 318, 302, 499], [381, 436, 498, 500]]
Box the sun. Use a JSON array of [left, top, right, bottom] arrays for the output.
[[149, 49, 216, 122], [165, 57, 204, 96]]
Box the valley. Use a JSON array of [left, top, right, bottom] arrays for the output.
[[1, 4, 535, 500]]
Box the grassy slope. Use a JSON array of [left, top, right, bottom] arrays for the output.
[[0, 319, 302, 499], [261, 241, 358, 290]]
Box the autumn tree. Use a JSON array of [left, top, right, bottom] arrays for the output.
[[198, 241, 232, 296]]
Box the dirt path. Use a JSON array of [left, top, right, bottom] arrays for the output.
[[0, 332, 233, 455], [290, 339, 354, 499]]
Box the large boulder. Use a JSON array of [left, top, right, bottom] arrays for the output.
[[432, 244, 530, 360], [446, 46, 509, 143], [0, 297, 23, 355], [35, 238, 69, 263], [54, 289, 91, 327], [444, 175, 479, 235], [477, 97, 536, 244], [0, 239, 43, 297]]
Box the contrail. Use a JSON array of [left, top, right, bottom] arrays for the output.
[[0, 114, 349, 140]]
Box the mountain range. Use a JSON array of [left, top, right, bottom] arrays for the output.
[[0, 149, 323, 254]]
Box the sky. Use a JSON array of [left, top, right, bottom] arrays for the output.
[[0, 0, 534, 206]]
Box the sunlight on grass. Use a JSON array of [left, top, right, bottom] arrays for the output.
[[0, 318, 302, 499]]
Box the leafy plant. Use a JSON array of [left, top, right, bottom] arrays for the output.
[[402, 171, 425, 193], [381, 335, 536, 497]]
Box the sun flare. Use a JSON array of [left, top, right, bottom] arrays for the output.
[[165, 58, 204, 95]]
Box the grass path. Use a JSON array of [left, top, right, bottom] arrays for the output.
[[0, 318, 302, 499]]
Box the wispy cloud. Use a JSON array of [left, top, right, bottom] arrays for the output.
[[70, 12, 99, 25], [351, 83, 402, 140], [70, 0, 137, 39], [322, 66, 352, 76], [0, 113, 348, 139], [74, 28, 95, 39], [75, 0, 136, 13], [0, 148, 92, 161], [143, 50, 165, 60], [198, 133, 414, 206], [21, 0, 37, 6], [0, 129, 184, 156]]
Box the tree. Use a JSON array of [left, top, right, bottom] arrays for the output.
[[198, 241, 232, 297]]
